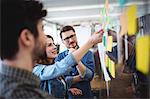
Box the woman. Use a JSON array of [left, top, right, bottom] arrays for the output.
[[33, 35, 87, 98]]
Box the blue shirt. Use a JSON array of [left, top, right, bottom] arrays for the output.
[[33, 53, 77, 98], [33, 53, 77, 80], [55, 49, 95, 98]]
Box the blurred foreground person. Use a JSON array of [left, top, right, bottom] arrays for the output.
[[0, 0, 103, 98]]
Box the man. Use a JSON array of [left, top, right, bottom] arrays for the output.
[[0, 0, 53, 98], [56, 26, 95, 98], [0, 0, 104, 98]]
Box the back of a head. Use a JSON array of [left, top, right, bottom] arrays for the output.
[[1, 0, 47, 60]]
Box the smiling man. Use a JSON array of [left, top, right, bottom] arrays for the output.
[[56, 26, 95, 98]]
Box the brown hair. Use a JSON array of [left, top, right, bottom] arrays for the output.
[[35, 35, 54, 65]]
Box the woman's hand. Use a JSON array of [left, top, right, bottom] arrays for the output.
[[89, 29, 104, 45]]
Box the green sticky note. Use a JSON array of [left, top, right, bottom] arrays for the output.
[[119, 0, 126, 7], [102, 7, 106, 16], [103, 36, 106, 46]]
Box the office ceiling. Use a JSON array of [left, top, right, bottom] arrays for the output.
[[42, 0, 150, 26]]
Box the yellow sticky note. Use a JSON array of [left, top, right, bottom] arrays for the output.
[[108, 59, 115, 78], [127, 5, 137, 35], [107, 36, 113, 52], [105, 54, 109, 67], [136, 36, 150, 74]]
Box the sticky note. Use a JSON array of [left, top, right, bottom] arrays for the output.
[[105, 54, 109, 67], [119, 0, 126, 7], [120, 10, 128, 36], [98, 43, 111, 81], [105, 16, 110, 27], [107, 36, 113, 52], [103, 36, 106, 47], [102, 7, 106, 16], [111, 60, 115, 78], [127, 5, 137, 35], [136, 36, 150, 74], [108, 59, 115, 78], [105, 0, 109, 16]]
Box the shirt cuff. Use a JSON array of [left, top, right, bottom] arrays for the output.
[[65, 76, 73, 88]]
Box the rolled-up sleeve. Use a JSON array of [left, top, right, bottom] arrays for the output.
[[65, 76, 73, 88], [33, 53, 77, 80], [82, 67, 93, 81], [65, 67, 93, 88], [80, 51, 95, 81]]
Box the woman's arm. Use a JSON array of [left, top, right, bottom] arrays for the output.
[[33, 53, 76, 80], [33, 31, 103, 80]]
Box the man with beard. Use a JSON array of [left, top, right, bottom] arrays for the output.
[[0, 0, 51, 98], [0, 0, 104, 98], [56, 26, 95, 98]]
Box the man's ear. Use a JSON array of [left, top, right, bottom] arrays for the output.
[[19, 29, 34, 47]]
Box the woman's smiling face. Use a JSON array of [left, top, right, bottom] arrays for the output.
[[46, 37, 57, 59]]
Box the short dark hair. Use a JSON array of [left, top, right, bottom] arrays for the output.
[[60, 25, 75, 39], [1, 0, 47, 60]]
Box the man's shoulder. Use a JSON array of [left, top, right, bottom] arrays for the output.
[[86, 50, 93, 54], [1, 84, 53, 99], [84, 50, 94, 57], [56, 50, 68, 60], [58, 50, 68, 55]]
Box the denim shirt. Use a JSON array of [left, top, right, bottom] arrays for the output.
[[33, 53, 77, 80], [32, 53, 77, 98], [39, 78, 66, 98], [55, 50, 95, 98]]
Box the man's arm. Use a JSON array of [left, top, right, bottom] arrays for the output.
[[68, 48, 95, 81], [65, 52, 95, 87]]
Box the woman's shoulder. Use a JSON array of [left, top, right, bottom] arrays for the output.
[[32, 64, 46, 74]]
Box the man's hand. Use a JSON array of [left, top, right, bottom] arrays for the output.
[[68, 48, 76, 54], [68, 88, 82, 96]]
